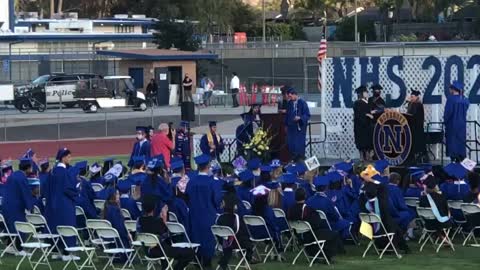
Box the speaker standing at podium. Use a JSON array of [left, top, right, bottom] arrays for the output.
[[406, 90, 426, 161]]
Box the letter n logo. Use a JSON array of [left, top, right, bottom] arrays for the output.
[[382, 125, 402, 154]]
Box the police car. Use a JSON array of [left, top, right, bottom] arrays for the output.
[[14, 73, 103, 109]]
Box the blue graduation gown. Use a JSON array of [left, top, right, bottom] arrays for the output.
[[387, 184, 415, 230], [128, 171, 147, 186], [3, 171, 34, 232], [76, 177, 98, 219], [296, 179, 314, 198], [444, 94, 469, 159], [441, 181, 469, 221], [175, 130, 191, 170], [250, 206, 281, 244], [168, 198, 190, 234], [128, 139, 151, 167], [285, 98, 311, 158], [44, 164, 78, 246], [120, 195, 141, 220], [404, 187, 422, 198], [282, 189, 296, 213], [306, 192, 351, 239], [327, 189, 356, 223], [236, 185, 253, 204], [140, 176, 173, 216], [186, 173, 219, 260], [235, 123, 253, 155], [90, 175, 105, 186], [105, 204, 131, 248], [39, 172, 49, 198], [200, 133, 224, 159]]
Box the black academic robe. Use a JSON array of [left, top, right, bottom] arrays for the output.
[[353, 99, 373, 151], [407, 102, 426, 155], [368, 96, 386, 111], [419, 192, 452, 230]]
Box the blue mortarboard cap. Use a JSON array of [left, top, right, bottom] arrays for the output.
[[408, 167, 423, 174], [104, 157, 115, 162], [247, 158, 261, 170], [372, 174, 388, 184], [103, 173, 118, 184], [117, 179, 132, 194], [180, 121, 189, 127], [56, 147, 71, 161], [261, 165, 272, 173], [411, 170, 426, 181], [147, 157, 164, 170], [171, 157, 182, 163], [23, 148, 35, 159], [420, 163, 433, 172], [75, 160, 88, 170], [270, 159, 281, 168], [105, 187, 116, 199], [211, 163, 222, 173], [209, 121, 217, 127], [374, 160, 390, 174], [443, 162, 467, 179], [171, 160, 184, 171], [194, 154, 211, 166], [287, 87, 297, 94], [285, 164, 296, 174], [132, 156, 145, 167], [328, 172, 343, 183], [313, 175, 330, 187], [264, 181, 280, 189], [19, 157, 32, 167], [39, 158, 49, 166], [281, 173, 297, 184], [90, 162, 102, 174], [136, 126, 147, 132], [295, 163, 307, 175], [334, 162, 353, 173], [239, 170, 255, 182], [451, 81, 464, 92]]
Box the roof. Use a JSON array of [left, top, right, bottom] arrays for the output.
[[16, 18, 156, 27], [96, 49, 218, 61], [0, 33, 153, 42]]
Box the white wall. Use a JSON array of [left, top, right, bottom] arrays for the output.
[[0, 0, 11, 31]]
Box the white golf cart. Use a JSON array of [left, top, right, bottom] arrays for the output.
[[76, 76, 147, 113]]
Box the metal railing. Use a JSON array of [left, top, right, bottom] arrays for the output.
[[467, 120, 480, 165], [306, 121, 327, 159]]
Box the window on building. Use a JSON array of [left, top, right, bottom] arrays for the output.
[[115, 25, 134, 33]]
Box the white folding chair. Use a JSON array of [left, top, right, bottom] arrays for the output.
[[165, 222, 203, 270], [136, 202, 142, 212], [14, 221, 52, 270], [460, 203, 480, 246], [273, 208, 295, 250], [242, 215, 282, 263], [404, 197, 419, 208], [94, 200, 105, 212], [242, 201, 251, 210], [0, 213, 19, 260], [447, 200, 467, 240], [76, 206, 89, 233], [289, 220, 329, 267], [417, 207, 454, 253], [136, 233, 173, 270], [92, 184, 104, 193], [358, 213, 402, 259], [57, 226, 97, 270], [124, 220, 143, 266], [316, 210, 332, 230], [95, 227, 134, 270], [86, 219, 113, 259], [168, 212, 178, 223], [25, 214, 61, 258], [211, 225, 252, 270], [32, 205, 42, 215], [121, 209, 132, 220]]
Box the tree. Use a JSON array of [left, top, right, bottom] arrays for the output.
[[153, 20, 200, 51], [294, 0, 336, 25]]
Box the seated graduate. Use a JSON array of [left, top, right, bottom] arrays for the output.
[[419, 175, 452, 232], [261, 165, 282, 209], [138, 195, 194, 270], [128, 156, 148, 187], [306, 174, 351, 240], [38, 158, 50, 197], [103, 188, 132, 249], [287, 188, 344, 262], [359, 165, 410, 253], [170, 158, 190, 203], [29, 178, 44, 215], [236, 170, 255, 204], [141, 156, 173, 217], [96, 173, 117, 200], [288, 163, 314, 199], [247, 159, 262, 187], [216, 192, 258, 270], [281, 173, 297, 214], [270, 160, 283, 182], [89, 162, 104, 185], [74, 161, 98, 219], [250, 185, 282, 251], [404, 169, 425, 198], [440, 162, 469, 201], [464, 171, 480, 203], [117, 178, 141, 221], [326, 171, 356, 224], [387, 172, 416, 240]]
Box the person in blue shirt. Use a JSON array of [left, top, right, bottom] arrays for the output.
[[280, 173, 297, 213], [186, 154, 221, 268], [236, 170, 254, 204], [117, 178, 140, 221], [306, 175, 351, 240], [44, 148, 78, 260], [141, 156, 172, 217], [128, 126, 151, 168], [103, 188, 132, 253], [285, 88, 311, 161], [74, 161, 98, 220], [444, 81, 470, 161], [388, 172, 415, 239], [174, 121, 192, 171], [200, 121, 225, 161], [3, 158, 34, 252]]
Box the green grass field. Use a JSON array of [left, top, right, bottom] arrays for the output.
[[1, 241, 480, 270]]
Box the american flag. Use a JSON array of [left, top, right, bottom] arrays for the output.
[[317, 38, 327, 92]]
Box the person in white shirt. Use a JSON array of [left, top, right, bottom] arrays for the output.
[[230, 72, 240, 108]]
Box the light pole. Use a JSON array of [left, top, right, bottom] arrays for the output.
[[354, 0, 358, 42], [262, 0, 266, 43]]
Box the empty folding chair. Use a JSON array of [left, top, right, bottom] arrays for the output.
[[358, 213, 402, 259], [86, 219, 113, 259], [94, 200, 105, 212], [91, 184, 104, 193], [125, 220, 143, 266], [211, 225, 252, 270], [57, 226, 97, 270], [75, 206, 89, 233], [95, 227, 134, 270], [242, 215, 282, 263], [25, 214, 61, 258], [272, 208, 295, 251], [417, 207, 455, 253], [168, 212, 178, 223], [165, 222, 203, 270], [242, 201, 252, 210], [460, 203, 480, 246], [447, 200, 467, 240], [0, 213, 18, 261], [404, 197, 419, 208], [14, 221, 52, 270], [316, 210, 332, 230], [136, 233, 173, 270], [289, 220, 329, 267], [121, 209, 132, 220], [32, 205, 42, 215]]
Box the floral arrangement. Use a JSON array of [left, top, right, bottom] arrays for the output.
[[243, 127, 274, 160]]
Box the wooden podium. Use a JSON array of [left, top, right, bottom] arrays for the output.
[[261, 113, 290, 162]]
